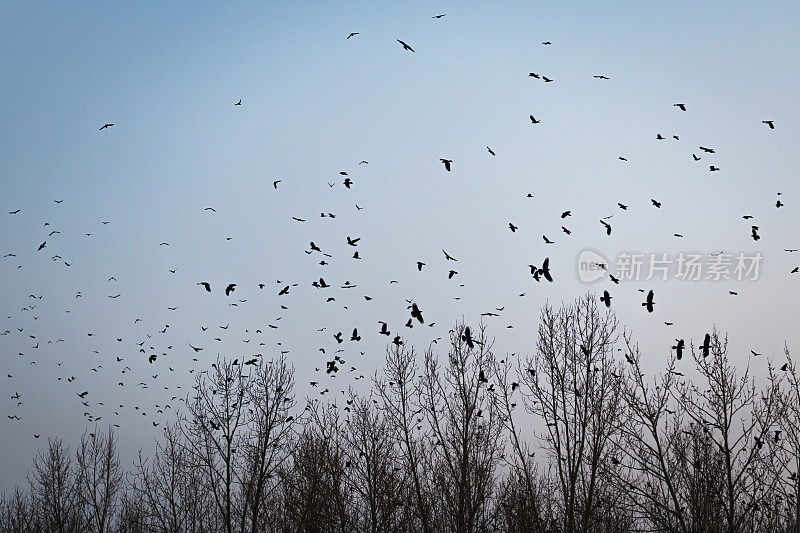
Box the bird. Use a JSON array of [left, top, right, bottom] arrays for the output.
[[642, 290, 655, 313], [651, 199, 662, 208], [343, 178, 353, 189], [346, 236, 361, 246], [188, 343, 203, 352], [700, 333, 711, 357], [673, 339, 685, 360], [463, 327, 475, 349], [440, 158, 453, 171], [234, 99, 242, 106], [8, 209, 20, 214], [709, 166, 720, 172], [693, 154, 701, 161], [273, 180, 281, 189], [443, 249, 457, 261], [99, 123, 114, 130], [593, 75, 610, 80], [225, 284, 237, 296], [561, 211, 572, 218], [618, 203, 628, 210], [432, 14, 446, 19], [674, 103, 686, 111], [656, 134, 665, 140], [397, 39, 414, 52], [410, 303, 424, 323], [699, 146, 715, 153], [417, 261, 425, 271], [346, 32, 359, 39], [509, 223, 518, 233], [37, 241, 46, 251], [762, 120, 774, 129], [198, 282, 211, 292], [351, 328, 361, 342], [542, 235, 554, 244], [487, 146, 495, 156], [530, 115, 541, 124], [448, 270, 457, 279], [529, 72, 540, 79], [540, 258, 553, 282], [600, 220, 612, 235], [542, 41, 551, 45], [600, 291, 612, 308]]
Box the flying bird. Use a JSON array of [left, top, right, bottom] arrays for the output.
[[762, 120, 774, 129], [600, 290, 612, 308], [346, 32, 359, 39], [673, 339, 685, 360], [225, 283, 236, 296], [674, 103, 686, 111], [410, 303, 424, 323], [530, 115, 541, 124], [197, 282, 211, 292], [700, 333, 711, 357], [397, 39, 415, 52], [99, 123, 114, 130], [487, 146, 495, 156], [440, 158, 453, 171], [642, 290, 655, 313], [234, 99, 242, 106]]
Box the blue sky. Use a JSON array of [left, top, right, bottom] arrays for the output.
[[1, 1, 799, 488]]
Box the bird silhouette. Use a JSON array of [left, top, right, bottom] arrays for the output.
[[99, 123, 114, 130], [642, 290, 655, 313], [440, 158, 453, 171], [410, 303, 424, 323], [762, 120, 774, 129], [700, 333, 711, 357], [397, 39, 415, 52], [674, 103, 686, 111], [225, 284, 236, 296], [600, 290, 612, 308], [346, 32, 359, 39], [198, 282, 211, 292], [673, 339, 685, 360], [234, 99, 242, 106], [530, 115, 541, 124]]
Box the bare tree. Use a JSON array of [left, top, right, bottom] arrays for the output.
[[418, 323, 504, 533], [238, 358, 296, 533], [673, 331, 783, 533], [519, 293, 627, 533], [74, 426, 123, 533], [0, 486, 34, 533], [376, 341, 433, 533], [342, 390, 409, 533], [775, 345, 800, 531], [179, 357, 250, 532], [129, 423, 217, 532], [28, 437, 83, 532]]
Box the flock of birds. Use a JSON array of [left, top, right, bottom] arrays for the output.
[[1, 14, 798, 458]]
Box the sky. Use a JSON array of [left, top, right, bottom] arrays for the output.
[[1, 1, 799, 489]]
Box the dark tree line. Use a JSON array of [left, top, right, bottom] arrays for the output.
[[2, 294, 799, 532]]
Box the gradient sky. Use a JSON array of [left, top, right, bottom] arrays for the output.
[[2, 1, 799, 489]]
